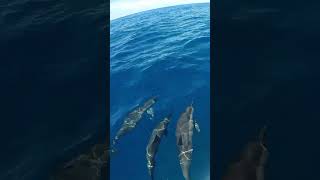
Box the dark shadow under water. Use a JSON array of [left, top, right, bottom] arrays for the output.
[[213, 1, 320, 180], [0, 0, 107, 179]]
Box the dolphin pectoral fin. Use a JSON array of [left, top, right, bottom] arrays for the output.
[[194, 121, 200, 133], [111, 148, 117, 153]]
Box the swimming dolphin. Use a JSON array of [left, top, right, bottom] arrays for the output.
[[51, 144, 108, 180], [146, 114, 171, 180], [176, 103, 195, 180], [222, 126, 268, 180], [112, 96, 158, 147]]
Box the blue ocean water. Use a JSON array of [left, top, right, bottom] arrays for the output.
[[110, 3, 210, 180], [213, 2, 320, 180], [0, 0, 107, 179]]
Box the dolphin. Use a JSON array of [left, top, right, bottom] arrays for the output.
[[51, 144, 108, 180], [146, 114, 171, 180], [112, 96, 158, 148], [176, 103, 195, 180], [222, 126, 268, 180]]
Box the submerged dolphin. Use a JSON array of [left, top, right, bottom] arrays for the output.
[[176, 103, 195, 180], [146, 115, 171, 180], [51, 144, 108, 180], [222, 126, 268, 180], [112, 96, 158, 147]]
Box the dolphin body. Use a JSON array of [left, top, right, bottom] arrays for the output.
[[222, 127, 268, 180], [112, 96, 157, 147], [176, 104, 195, 180], [51, 144, 108, 180], [146, 115, 171, 180]]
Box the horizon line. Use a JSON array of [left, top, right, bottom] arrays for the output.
[[110, 2, 210, 21]]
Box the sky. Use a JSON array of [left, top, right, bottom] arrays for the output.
[[110, 0, 210, 20]]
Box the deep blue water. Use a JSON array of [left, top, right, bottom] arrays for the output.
[[0, 0, 107, 179], [110, 3, 210, 180], [213, 1, 320, 180]]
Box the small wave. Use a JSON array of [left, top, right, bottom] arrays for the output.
[[183, 36, 210, 49]]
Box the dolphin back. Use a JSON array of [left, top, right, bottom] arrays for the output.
[[176, 105, 194, 180]]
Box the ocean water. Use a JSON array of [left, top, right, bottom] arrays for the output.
[[213, 2, 320, 180], [110, 3, 210, 180], [0, 0, 107, 179]]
